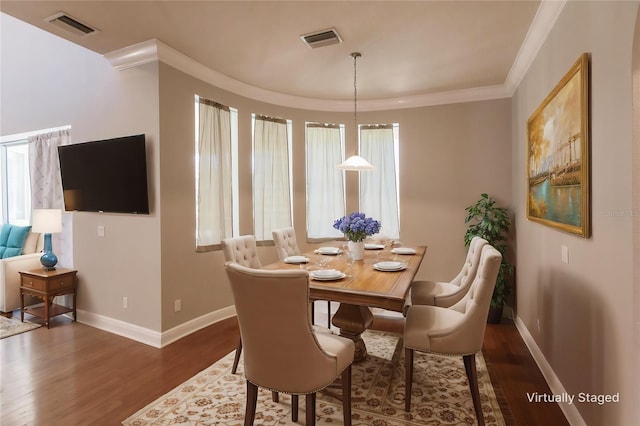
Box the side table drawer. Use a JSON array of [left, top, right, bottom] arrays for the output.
[[21, 274, 75, 292], [50, 275, 75, 291], [21, 276, 47, 291]]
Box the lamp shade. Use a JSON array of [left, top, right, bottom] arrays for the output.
[[32, 209, 62, 234], [337, 154, 375, 171]]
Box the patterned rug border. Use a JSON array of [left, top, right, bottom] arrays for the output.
[[0, 315, 41, 339], [124, 330, 510, 425]]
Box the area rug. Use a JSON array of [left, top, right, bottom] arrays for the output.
[[0, 315, 41, 339], [123, 330, 507, 425]]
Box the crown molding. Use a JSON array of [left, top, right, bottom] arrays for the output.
[[104, 1, 563, 111], [360, 85, 510, 110], [504, 0, 567, 95]]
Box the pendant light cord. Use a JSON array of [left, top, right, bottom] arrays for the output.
[[351, 52, 361, 150]]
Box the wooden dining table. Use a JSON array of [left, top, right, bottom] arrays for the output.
[[264, 243, 427, 362]]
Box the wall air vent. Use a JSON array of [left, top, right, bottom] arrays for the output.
[[45, 12, 98, 37], [300, 28, 342, 49]]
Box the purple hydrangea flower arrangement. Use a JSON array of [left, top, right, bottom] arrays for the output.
[[333, 212, 381, 242]]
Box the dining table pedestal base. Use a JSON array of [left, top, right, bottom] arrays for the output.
[[331, 304, 374, 362]]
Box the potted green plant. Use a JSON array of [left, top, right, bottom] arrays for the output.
[[464, 193, 513, 323]]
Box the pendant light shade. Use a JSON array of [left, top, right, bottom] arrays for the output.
[[337, 154, 375, 171], [337, 52, 374, 171]]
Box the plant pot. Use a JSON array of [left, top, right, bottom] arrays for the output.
[[487, 304, 504, 324], [348, 241, 365, 261]]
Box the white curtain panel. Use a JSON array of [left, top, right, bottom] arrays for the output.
[[28, 129, 72, 267], [28, 129, 68, 209], [197, 100, 233, 251], [359, 126, 400, 239], [253, 117, 292, 241], [306, 125, 345, 239]]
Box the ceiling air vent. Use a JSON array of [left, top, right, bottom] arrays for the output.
[[45, 12, 98, 37], [300, 28, 342, 49]]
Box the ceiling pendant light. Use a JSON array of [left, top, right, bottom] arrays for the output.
[[337, 52, 374, 171]]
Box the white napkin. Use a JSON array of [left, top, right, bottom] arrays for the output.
[[315, 247, 341, 255], [284, 255, 309, 264], [391, 247, 416, 255]]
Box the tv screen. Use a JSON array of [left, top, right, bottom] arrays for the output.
[[58, 134, 150, 214]]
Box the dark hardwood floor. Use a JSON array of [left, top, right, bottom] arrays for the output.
[[1, 309, 568, 425]]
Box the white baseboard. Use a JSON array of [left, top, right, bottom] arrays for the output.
[[514, 315, 586, 426], [161, 305, 236, 347], [77, 305, 237, 349]]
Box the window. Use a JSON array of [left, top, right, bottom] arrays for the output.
[[0, 140, 31, 225], [195, 96, 238, 251], [359, 124, 400, 239], [252, 114, 292, 241], [305, 123, 345, 240]]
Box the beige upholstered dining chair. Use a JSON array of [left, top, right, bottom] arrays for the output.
[[222, 235, 262, 269], [408, 236, 488, 310], [272, 227, 333, 329], [403, 244, 502, 426], [221, 235, 262, 374], [225, 262, 354, 426], [272, 227, 300, 261]]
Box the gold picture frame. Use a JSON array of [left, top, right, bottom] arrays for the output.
[[527, 53, 590, 237]]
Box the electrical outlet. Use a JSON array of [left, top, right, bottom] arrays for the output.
[[123, 296, 128, 309], [561, 245, 569, 264], [174, 299, 181, 312], [98, 225, 105, 237]]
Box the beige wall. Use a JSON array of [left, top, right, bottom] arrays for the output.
[[512, 1, 638, 424], [1, 13, 163, 331], [157, 63, 512, 329]]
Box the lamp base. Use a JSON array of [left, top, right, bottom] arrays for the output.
[[40, 252, 58, 271], [40, 233, 58, 271]]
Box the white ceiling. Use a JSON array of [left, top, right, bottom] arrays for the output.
[[0, 1, 564, 110]]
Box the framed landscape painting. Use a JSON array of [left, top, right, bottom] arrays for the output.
[[527, 53, 590, 237]]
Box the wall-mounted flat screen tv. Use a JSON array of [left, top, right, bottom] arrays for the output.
[[58, 134, 150, 214]]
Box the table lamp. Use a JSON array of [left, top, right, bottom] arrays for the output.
[[32, 208, 62, 271]]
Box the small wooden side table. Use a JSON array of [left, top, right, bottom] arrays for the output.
[[20, 268, 78, 328]]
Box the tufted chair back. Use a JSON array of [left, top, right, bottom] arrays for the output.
[[409, 236, 488, 309], [272, 227, 300, 260], [221, 235, 262, 268], [439, 236, 488, 305]]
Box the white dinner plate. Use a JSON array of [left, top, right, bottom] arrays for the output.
[[315, 247, 342, 255], [284, 255, 309, 264], [391, 247, 416, 255], [365, 243, 385, 250], [374, 261, 407, 272], [311, 269, 346, 281]]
